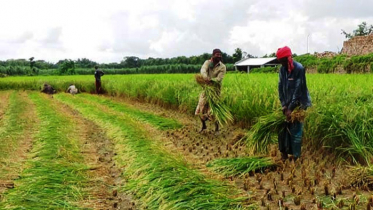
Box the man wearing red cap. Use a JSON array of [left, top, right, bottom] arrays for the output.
[[195, 49, 226, 135], [276, 46, 311, 161]]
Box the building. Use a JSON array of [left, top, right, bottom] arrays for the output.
[[234, 57, 280, 73]]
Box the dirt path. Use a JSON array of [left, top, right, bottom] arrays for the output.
[[63, 103, 135, 209]]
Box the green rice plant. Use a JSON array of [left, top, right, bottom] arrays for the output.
[[335, 123, 373, 164], [244, 111, 285, 154], [207, 156, 276, 177], [2, 73, 373, 164]]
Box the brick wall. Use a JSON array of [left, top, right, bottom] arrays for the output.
[[341, 34, 373, 55]]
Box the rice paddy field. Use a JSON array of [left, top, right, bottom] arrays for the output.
[[1, 73, 373, 209]]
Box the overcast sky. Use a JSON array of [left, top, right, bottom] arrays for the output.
[[1, 0, 372, 63]]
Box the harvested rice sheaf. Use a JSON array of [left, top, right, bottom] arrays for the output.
[[206, 156, 276, 177], [244, 111, 285, 154], [195, 74, 233, 127], [347, 165, 373, 188]]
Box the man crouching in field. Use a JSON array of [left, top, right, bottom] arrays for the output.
[[195, 49, 226, 135], [41, 83, 56, 95], [277, 46, 311, 161], [66, 84, 78, 95]]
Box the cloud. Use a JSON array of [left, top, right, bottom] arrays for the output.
[[302, 0, 373, 19], [0, 0, 372, 62], [40, 27, 62, 44], [10, 31, 34, 44]]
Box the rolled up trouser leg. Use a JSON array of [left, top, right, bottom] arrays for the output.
[[289, 121, 303, 158]]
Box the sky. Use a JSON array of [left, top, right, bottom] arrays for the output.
[[0, 0, 372, 63]]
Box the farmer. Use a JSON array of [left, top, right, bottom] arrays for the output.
[[195, 48, 226, 135], [41, 83, 56, 95], [277, 46, 311, 161], [94, 66, 104, 94], [66, 84, 78, 95]]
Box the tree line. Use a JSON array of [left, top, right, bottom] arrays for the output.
[[0, 48, 245, 76]]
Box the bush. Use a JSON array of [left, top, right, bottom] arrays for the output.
[[343, 54, 373, 73], [294, 54, 319, 68]]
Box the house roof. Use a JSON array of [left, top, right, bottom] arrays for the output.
[[234, 57, 278, 66]]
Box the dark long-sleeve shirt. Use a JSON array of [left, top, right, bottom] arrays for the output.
[[94, 70, 104, 81], [278, 61, 311, 111]]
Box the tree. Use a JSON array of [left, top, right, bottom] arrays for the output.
[[262, 52, 276, 58], [232, 48, 243, 63], [58, 59, 75, 75], [341, 21, 373, 39], [222, 52, 233, 63], [121, 56, 140, 68], [75, 58, 98, 68]]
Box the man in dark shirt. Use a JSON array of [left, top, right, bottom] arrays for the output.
[[277, 46, 311, 161], [94, 66, 104, 94], [41, 83, 56, 95]]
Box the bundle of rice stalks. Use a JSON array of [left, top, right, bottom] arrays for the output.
[[206, 156, 276, 177], [290, 107, 306, 123], [195, 74, 233, 126], [244, 111, 285, 154], [195, 74, 207, 85], [346, 165, 373, 188]]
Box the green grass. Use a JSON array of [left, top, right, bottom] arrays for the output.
[[207, 157, 276, 177], [76, 93, 182, 130], [55, 93, 254, 209], [0, 93, 90, 209]]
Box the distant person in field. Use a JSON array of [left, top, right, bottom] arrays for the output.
[[94, 66, 104, 94], [195, 48, 226, 135], [277, 46, 311, 161], [41, 83, 56, 95], [66, 84, 78, 95]]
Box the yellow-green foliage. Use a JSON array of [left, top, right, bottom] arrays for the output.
[[1, 74, 373, 164]]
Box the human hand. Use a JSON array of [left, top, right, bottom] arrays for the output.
[[285, 109, 292, 121]]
